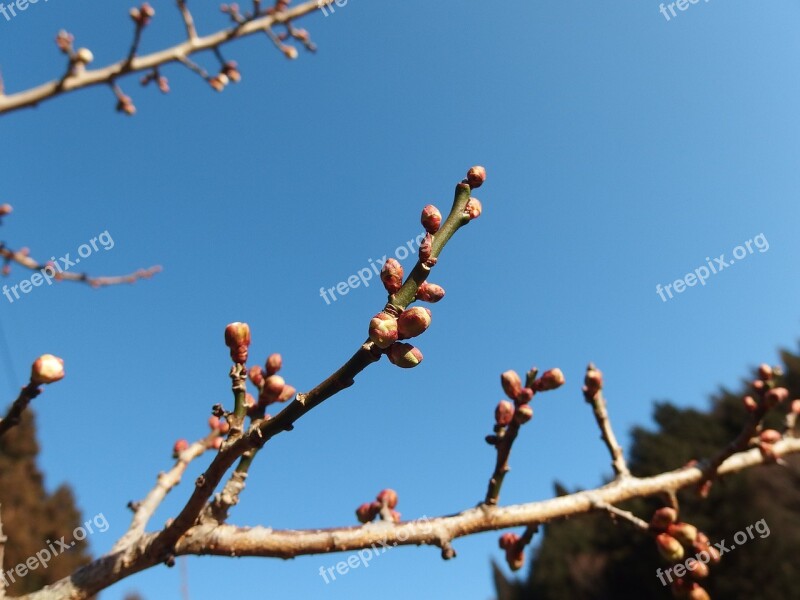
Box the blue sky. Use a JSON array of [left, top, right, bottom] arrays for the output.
[[1, 1, 799, 599]]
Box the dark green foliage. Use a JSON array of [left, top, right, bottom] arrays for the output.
[[496, 350, 800, 600], [0, 410, 93, 596]]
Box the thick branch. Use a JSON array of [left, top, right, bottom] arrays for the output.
[[0, 0, 333, 115], [0, 382, 40, 438]]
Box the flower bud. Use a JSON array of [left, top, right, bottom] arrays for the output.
[[416, 282, 445, 303], [656, 533, 685, 562], [505, 548, 525, 571], [224, 322, 251, 364], [208, 416, 221, 430], [173, 439, 189, 454], [0, 204, 12, 216], [369, 312, 399, 349], [377, 488, 398, 509], [380, 259, 404, 294], [218, 419, 231, 434], [397, 307, 432, 339], [467, 165, 487, 189], [419, 233, 433, 263], [583, 365, 603, 396], [421, 205, 442, 234], [792, 399, 800, 414], [650, 507, 678, 531], [465, 197, 482, 220], [667, 523, 698, 546], [501, 370, 522, 400], [281, 44, 299, 60], [537, 368, 565, 392], [757, 363, 773, 380], [495, 400, 515, 427], [356, 502, 378, 524], [764, 387, 789, 407], [277, 385, 296, 403], [760, 429, 781, 444], [248, 365, 265, 388], [498, 532, 520, 550], [212, 437, 223, 450], [75, 48, 94, 64], [209, 75, 227, 92], [263, 375, 285, 398], [514, 404, 533, 424], [742, 395, 758, 412], [31, 354, 65, 385], [265, 353, 282, 376], [686, 584, 711, 600], [516, 387, 534, 405], [387, 343, 423, 368], [687, 559, 709, 579]]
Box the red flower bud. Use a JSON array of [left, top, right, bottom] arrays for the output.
[[212, 437, 223, 450], [173, 439, 189, 454], [208, 416, 221, 430], [397, 307, 432, 339], [757, 363, 773, 380], [380, 259, 404, 294], [467, 165, 487, 189], [419, 233, 433, 263], [416, 281, 445, 303], [262, 375, 285, 401], [377, 488, 398, 509], [583, 365, 603, 396], [277, 385, 296, 403], [516, 387, 534, 405], [387, 343, 423, 368], [498, 532, 520, 550], [465, 197, 482, 220], [656, 533, 685, 562], [265, 353, 282, 376], [650, 507, 678, 531], [764, 387, 789, 407], [495, 400, 515, 427], [0, 204, 12, 216], [667, 523, 698, 546], [537, 368, 565, 392], [356, 502, 378, 523], [224, 322, 251, 363], [505, 548, 525, 571], [369, 312, 399, 349], [792, 399, 800, 414], [421, 205, 442, 234], [687, 559, 709, 579], [30, 354, 65, 385], [501, 370, 522, 400], [742, 395, 758, 412], [514, 404, 533, 424], [760, 429, 781, 444], [248, 365, 265, 388], [218, 419, 231, 434]]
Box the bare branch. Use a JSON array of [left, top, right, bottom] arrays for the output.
[[0, 382, 40, 438], [582, 364, 630, 479]]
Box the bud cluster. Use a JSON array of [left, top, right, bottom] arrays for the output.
[[649, 507, 718, 598], [355, 489, 401, 524], [368, 306, 432, 369], [209, 61, 242, 92], [498, 532, 525, 571], [130, 3, 155, 27], [249, 352, 296, 408]]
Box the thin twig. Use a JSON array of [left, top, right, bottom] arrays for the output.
[[582, 364, 630, 479], [0, 382, 40, 438], [176, 0, 198, 42]]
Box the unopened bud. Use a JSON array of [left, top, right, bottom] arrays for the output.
[[248, 365, 265, 388], [281, 45, 299, 60], [397, 307, 432, 339], [421, 205, 442, 234], [419, 233, 433, 263], [265, 353, 282, 375], [0, 204, 12, 216], [495, 400, 515, 427], [760, 429, 781, 444], [742, 395, 758, 412], [764, 387, 789, 407], [416, 281, 445, 303], [277, 385, 296, 403], [757, 363, 773, 380], [792, 399, 800, 414], [224, 322, 251, 363], [387, 343, 423, 368], [667, 523, 698, 546], [687, 559, 709, 579], [30, 354, 65, 385], [212, 437, 223, 450], [656, 533, 684, 562], [356, 502, 378, 524], [516, 387, 534, 405], [377, 488, 398, 509], [368, 312, 399, 349], [650, 507, 678, 531], [75, 48, 93, 64], [514, 404, 533, 424], [209, 75, 226, 92], [208, 416, 221, 430], [537, 368, 565, 392], [380, 259, 404, 294], [465, 197, 482, 220], [173, 439, 189, 454], [686, 584, 711, 600], [218, 419, 231, 434], [583, 365, 603, 397], [501, 370, 522, 400], [263, 375, 285, 398], [467, 165, 487, 189], [498, 532, 520, 550]]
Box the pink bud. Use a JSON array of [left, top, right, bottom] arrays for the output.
[[498, 532, 520, 550], [263, 375, 285, 398], [376, 488, 398, 509], [224, 322, 251, 363], [356, 502, 378, 523], [419, 233, 433, 263], [173, 439, 189, 454], [212, 437, 223, 450], [397, 307, 432, 339], [650, 507, 678, 531], [583, 365, 603, 396], [387, 343, 423, 369], [467, 166, 487, 189], [760, 429, 781, 444], [277, 385, 296, 403], [667, 522, 698, 546], [656, 533, 684, 562], [248, 365, 265, 388], [514, 404, 533, 424], [465, 198, 482, 220], [500, 370, 522, 400], [536, 368, 565, 392], [792, 399, 800, 414], [218, 419, 231, 434], [369, 312, 399, 349], [757, 363, 773, 380], [495, 400, 515, 427], [764, 387, 789, 407], [30, 354, 65, 385], [265, 353, 282, 376], [416, 282, 445, 303], [208, 416, 221, 430], [0, 204, 12, 216], [380, 259, 404, 294], [742, 395, 758, 412], [516, 387, 534, 405], [421, 205, 442, 234]]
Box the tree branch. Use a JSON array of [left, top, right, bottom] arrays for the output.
[[582, 364, 630, 479], [0, 382, 40, 438]]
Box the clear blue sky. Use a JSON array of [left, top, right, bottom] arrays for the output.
[[2, 1, 800, 599]]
